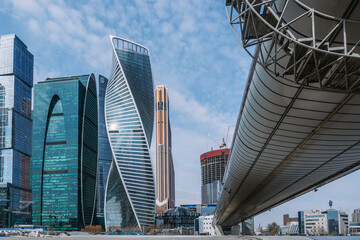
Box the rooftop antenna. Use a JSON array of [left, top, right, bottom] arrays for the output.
[[329, 200, 333, 209]]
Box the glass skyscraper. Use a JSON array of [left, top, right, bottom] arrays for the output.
[[104, 36, 155, 231], [96, 74, 112, 226], [31, 74, 98, 230], [0, 34, 33, 227]]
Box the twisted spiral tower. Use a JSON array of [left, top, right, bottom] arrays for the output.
[[104, 36, 155, 230]]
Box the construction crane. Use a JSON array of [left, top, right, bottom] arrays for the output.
[[208, 125, 231, 149]]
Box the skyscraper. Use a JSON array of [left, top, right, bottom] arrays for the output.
[[31, 74, 98, 230], [155, 85, 175, 213], [0, 34, 33, 227], [200, 148, 229, 205], [104, 36, 155, 231], [96, 75, 112, 226]]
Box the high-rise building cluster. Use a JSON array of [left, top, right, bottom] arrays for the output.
[[0, 33, 176, 231]]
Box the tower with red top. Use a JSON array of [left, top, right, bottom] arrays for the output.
[[200, 148, 230, 205]]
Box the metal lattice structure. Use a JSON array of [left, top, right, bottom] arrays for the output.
[[226, 0, 360, 92]]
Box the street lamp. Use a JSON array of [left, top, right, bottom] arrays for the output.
[[0, 199, 33, 228]]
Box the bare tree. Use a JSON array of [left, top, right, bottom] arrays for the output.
[[267, 222, 280, 236]]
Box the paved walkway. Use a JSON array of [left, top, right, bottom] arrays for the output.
[[4, 235, 310, 240], [6, 235, 360, 240]]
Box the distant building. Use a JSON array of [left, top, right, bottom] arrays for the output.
[[195, 214, 215, 235], [350, 222, 360, 236], [352, 209, 360, 223], [180, 204, 216, 216], [96, 75, 112, 226], [283, 214, 298, 225], [155, 85, 175, 213], [287, 221, 299, 235], [0, 34, 33, 227], [200, 148, 229, 204], [298, 209, 349, 236], [31, 74, 98, 230], [155, 207, 199, 229]]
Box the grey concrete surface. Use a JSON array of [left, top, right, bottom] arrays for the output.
[[5, 235, 310, 240], [6, 235, 360, 240]]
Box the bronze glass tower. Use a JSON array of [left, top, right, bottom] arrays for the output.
[[155, 86, 175, 213]]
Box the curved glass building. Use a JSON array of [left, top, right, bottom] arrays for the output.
[[104, 36, 155, 230], [31, 74, 98, 230], [96, 75, 112, 225]]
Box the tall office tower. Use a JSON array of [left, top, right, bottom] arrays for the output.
[[155, 86, 175, 213], [96, 75, 112, 226], [0, 34, 33, 227], [105, 36, 155, 231], [200, 148, 229, 205], [31, 74, 98, 230]]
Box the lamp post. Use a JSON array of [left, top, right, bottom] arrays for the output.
[[41, 213, 67, 230], [0, 199, 33, 228], [0, 199, 10, 228]]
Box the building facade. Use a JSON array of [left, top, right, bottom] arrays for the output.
[[104, 36, 155, 231], [31, 74, 98, 230], [155, 207, 199, 229], [283, 214, 298, 225], [298, 209, 349, 236], [0, 34, 33, 227], [96, 75, 112, 226], [352, 209, 360, 223], [200, 148, 229, 204], [155, 85, 175, 213], [195, 214, 215, 235]]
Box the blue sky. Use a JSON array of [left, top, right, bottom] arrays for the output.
[[1, 0, 359, 227]]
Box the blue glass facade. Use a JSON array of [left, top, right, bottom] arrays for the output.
[[104, 36, 155, 231], [0, 34, 33, 227], [31, 74, 98, 230], [328, 209, 339, 236], [96, 75, 112, 225], [298, 211, 304, 235]]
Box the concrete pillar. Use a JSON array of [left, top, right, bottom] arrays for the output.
[[231, 224, 241, 235], [241, 217, 255, 235]]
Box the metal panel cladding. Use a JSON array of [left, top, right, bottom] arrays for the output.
[[104, 36, 155, 230], [215, 0, 360, 229]]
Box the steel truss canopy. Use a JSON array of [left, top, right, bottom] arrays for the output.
[[215, 0, 360, 229], [226, 0, 360, 93]]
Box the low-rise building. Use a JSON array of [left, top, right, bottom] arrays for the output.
[[350, 222, 360, 236], [194, 214, 215, 235], [283, 214, 299, 225], [180, 204, 216, 216], [155, 207, 199, 229], [298, 209, 349, 236]]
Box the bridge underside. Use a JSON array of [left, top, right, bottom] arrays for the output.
[[216, 56, 360, 228], [216, 0, 360, 229]]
